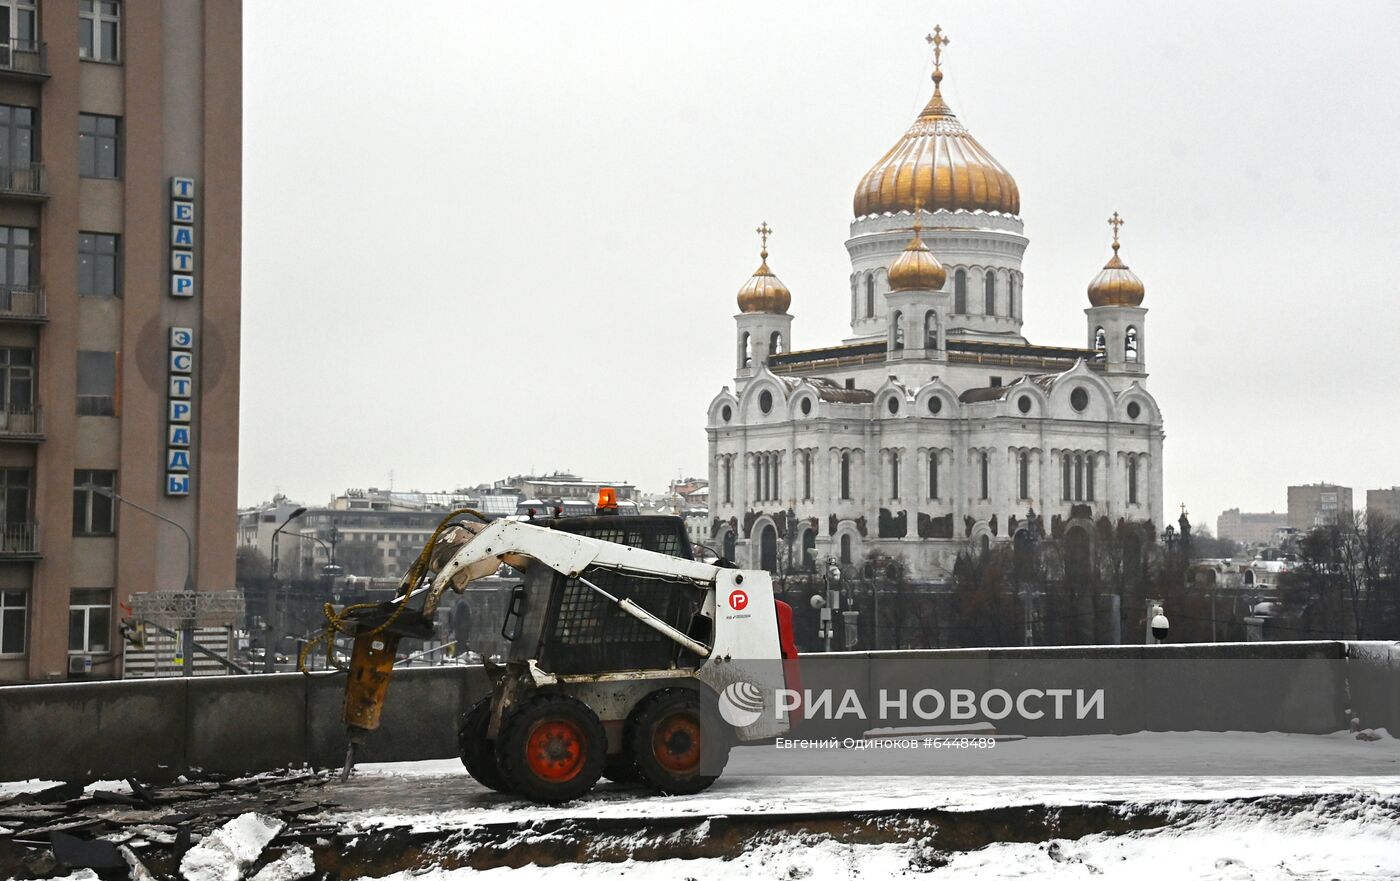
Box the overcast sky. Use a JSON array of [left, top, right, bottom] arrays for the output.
[[241, 0, 1400, 528]]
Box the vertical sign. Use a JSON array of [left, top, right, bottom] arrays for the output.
[[167, 327, 194, 496], [170, 177, 196, 297], [166, 176, 197, 496]]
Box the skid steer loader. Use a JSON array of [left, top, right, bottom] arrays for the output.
[[325, 501, 799, 803]]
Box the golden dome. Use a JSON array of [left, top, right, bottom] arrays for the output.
[[737, 221, 791, 314], [888, 223, 947, 291], [853, 27, 1019, 219], [1087, 212, 1146, 307]]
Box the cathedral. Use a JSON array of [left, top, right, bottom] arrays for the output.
[[706, 27, 1164, 580]]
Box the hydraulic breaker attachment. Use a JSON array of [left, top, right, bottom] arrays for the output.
[[339, 602, 435, 780]]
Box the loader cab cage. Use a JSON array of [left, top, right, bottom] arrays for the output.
[[516, 515, 705, 675]]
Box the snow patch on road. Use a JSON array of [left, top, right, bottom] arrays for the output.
[[179, 813, 285, 881]]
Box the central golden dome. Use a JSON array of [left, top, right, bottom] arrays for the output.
[[853, 34, 1019, 219]]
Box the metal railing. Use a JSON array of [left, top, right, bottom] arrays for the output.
[[0, 521, 39, 557], [0, 162, 44, 197], [0, 285, 45, 321], [0, 39, 47, 77], [0, 402, 41, 437]]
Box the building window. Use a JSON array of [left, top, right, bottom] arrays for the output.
[[78, 233, 120, 298], [984, 271, 997, 315], [740, 332, 751, 369], [1070, 387, 1089, 412], [79, 1, 121, 62], [802, 451, 812, 501], [1074, 454, 1084, 500], [1086, 456, 1096, 502], [924, 311, 937, 348], [68, 588, 112, 654], [889, 451, 900, 500], [891, 311, 904, 350], [0, 225, 32, 292], [954, 269, 967, 313], [1128, 455, 1139, 505], [722, 456, 733, 504], [73, 470, 116, 536], [865, 274, 874, 317], [769, 331, 783, 355], [840, 453, 851, 500], [0, 346, 34, 412], [1126, 326, 1139, 362], [1062, 454, 1072, 500], [1010, 273, 1019, 318], [78, 114, 120, 179], [928, 450, 939, 499], [1019, 452, 1030, 500], [979, 452, 989, 500], [0, 104, 34, 167], [1093, 327, 1106, 359], [0, 1, 36, 52], [0, 467, 30, 528], [0, 589, 23, 655], [77, 350, 116, 416], [840, 533, 851, 565]]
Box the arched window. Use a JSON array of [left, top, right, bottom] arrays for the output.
[[1062, 454, 1072, 500], [984, 271, 997, 315], [722, 530, 736, 561], [924, 311, 937, 349], [771, 453, 780, 501], [979, 451, 990, 500], [954, 269, 967, 313], [928, 450, 939, 499], [1093, 327, 1107, 360], [1086, 454, 1096, 501], [840, 452, 851, 500], [865, 274, 875, 317], [840, 533, 852, 564], [1010, 273, 1019, 318], [1074, 454, 1084, 501], [1127, 454, 1139, 505], [754, 455, 764, 502], [802, 529, 816, 572], [1125, 326, 1139, 362], [759, 525, 777, 573], [890, 451, 900, 499], [1019, 451, 1030, 501], [741, 332, 752, 368], [891, 311, 904, 350], [723, 456, 733, 504], [770, 331, 783, 355], [802, 451, 812, 501]]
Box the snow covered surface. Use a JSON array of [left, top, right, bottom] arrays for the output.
[[179, 813, 285, 881], [0, 778, 60, 798], [329, 731, 1400, 880]]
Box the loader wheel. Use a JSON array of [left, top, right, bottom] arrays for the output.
[[496, 693, 606, 804], [628, 688, 730, 795], [458, 698, 510, 793]]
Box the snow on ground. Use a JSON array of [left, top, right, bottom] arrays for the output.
[[358, 794, 1400, 880], [334, 730, 1400, 834], [0, 778, 61, 798]]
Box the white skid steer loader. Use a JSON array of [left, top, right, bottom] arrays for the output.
[[329, 508, 799, 803]]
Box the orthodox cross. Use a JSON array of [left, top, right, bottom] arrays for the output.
[[756, 221, 772, 257], [1108, 211, 1124, 246], [926, 25, 950, 82]]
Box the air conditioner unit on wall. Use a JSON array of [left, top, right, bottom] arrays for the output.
[[68, 655, 90, 676]]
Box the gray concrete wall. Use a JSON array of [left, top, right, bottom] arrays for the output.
[[0, 642, 1394, 784]]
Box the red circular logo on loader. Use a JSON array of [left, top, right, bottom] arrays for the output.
[[729, 589, 749, 611]]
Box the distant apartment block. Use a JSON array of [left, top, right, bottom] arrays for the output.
[[1287, 484, 1353, 531], [1216, 509, 1288, 546], [1367, 487, 1400, 523]]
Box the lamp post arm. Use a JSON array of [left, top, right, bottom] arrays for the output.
[[89, 486, 194, 592]]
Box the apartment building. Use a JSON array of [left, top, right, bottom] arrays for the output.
[[0, 1, 241, 682]]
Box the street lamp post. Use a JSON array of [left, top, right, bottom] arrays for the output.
[[82, 484, 197, 676], [267, 507, 307, 673]]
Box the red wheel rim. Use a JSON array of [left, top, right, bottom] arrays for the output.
[[525, 718, 587, 782], [652, 711, 702, 774]]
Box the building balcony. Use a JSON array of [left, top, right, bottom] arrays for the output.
[[0, 403, 42, 441], [0, 522, 40, 558], [0, 39, 47, 80], [0, 163, 46, 200], [0, 286, 45, 323]]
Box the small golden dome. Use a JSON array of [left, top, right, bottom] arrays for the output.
[[1087, 212, 1146, 307], [853, 27, 1020, 219], [888, 223, 947, 291], [737, 222, 791, 314]]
